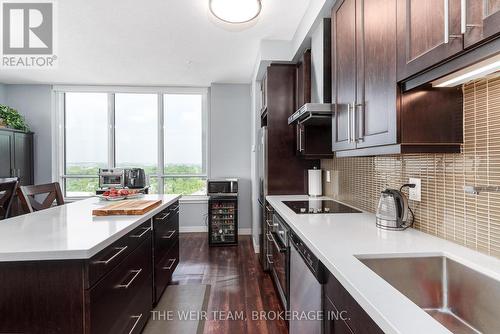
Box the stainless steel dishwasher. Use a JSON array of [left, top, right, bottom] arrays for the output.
[[289, 230, 325, 334]]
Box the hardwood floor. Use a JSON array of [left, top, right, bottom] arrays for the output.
[[172, 233, 288, 334]]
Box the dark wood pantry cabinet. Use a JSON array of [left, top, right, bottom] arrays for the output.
[[0, 128, 33, 186], [261, 64, 317, 195]]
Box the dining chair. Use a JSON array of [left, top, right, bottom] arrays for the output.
[[17, 182, 65, 213], [0, 178, 19, 220]]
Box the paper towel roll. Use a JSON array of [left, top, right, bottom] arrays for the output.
[[308, 168, 322, 197]]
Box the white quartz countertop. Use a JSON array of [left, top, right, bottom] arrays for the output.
[[0, 194, 180, 262], [267, 195, 500, 334]]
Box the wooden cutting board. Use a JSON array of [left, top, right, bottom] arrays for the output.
[[93, 199, 162, 216]]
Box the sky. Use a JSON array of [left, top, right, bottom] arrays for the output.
[[65, 92, 203, 167]]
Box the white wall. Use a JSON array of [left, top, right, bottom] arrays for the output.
[[5, 85, 53, 184], [209, 83, 252, 231], [0, 84, 6, 104]]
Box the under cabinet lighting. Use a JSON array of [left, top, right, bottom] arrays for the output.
[[432, 53, 500, 87], [209, 0, 262, 24]]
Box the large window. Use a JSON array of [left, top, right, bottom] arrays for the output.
[[64, 93, 108, 197], [57, 88, 208, 198], [164, 94, 206, 195]]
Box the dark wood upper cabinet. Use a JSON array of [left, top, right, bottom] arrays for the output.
[[464, 0, 500, 47], [397, 0, 500, 81], [355, 0, 398, 149], [261, 73, 268, 115], [397, 0, 463, 81], [332, 0, 357, 152], [296, 49, 312, 109], [332, 0, 398, 151], [332, 0, 464, 157]]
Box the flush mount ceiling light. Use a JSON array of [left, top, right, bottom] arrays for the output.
[[209, 0, 262, 24]]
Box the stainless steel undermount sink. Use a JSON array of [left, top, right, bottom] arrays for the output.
[[357, 255, 500, 334]]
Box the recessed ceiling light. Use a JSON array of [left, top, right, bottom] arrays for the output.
[[209, 0, 262, 24]]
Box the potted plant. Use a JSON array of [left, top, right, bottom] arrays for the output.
[[0, 105, 29, 132]]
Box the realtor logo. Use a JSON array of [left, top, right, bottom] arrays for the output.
[[1, 1, 56, 68]]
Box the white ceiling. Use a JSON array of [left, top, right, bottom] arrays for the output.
[[0, 0, 311, 86]]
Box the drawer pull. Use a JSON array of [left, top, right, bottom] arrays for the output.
[[170, 205, 179, 212], [155, 212, 171, 221], [128, 314, 143, 334], [130, 227, 151, 238], [161, 230, 176, 239], [163, 258, 176, 270], [116, 269, 142, 289], [266, 220, 277, 228], [266, 233, 273, 242], [93, 246, 128, 265], [266, 254, 273, 264]]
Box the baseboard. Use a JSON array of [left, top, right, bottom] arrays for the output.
[[180, 226, 208, 233], [252, 236, 260, 254], [180, 226, 252, 235]]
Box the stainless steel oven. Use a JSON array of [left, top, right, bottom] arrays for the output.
[[270, 213, 289, 311]]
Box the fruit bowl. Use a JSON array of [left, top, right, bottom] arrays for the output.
[[97, 189, 144, 201]]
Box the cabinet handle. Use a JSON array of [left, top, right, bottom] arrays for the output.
[[128, 314, 143, 334], [460, 0, 466, 34], [351, 101, 357, 143], [266, 254, 274, 264], [444, 0, 463, 42], [266, 219, 277, 228], [93, 246, 128, 265], [130, 227, 151, 238], [347, 103, 352, 143], [355, 103, 365, 142], [161, 230, 176, 239], [266, 232, 274, 242], [163, 258, 176, 270], [155, 212, 170, 221], [116, 269, 142, 289]]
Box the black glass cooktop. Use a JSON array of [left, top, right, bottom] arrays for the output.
[[283, 200, 362, 214]]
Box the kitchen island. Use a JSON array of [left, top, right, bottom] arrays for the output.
[[0, 194, 180, 334]]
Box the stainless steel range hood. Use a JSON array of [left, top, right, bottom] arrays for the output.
[[287, 103, 332, 125], [288, 18, 332, 126]]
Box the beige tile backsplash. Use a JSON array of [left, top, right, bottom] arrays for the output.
[[321, 77, 500, 259]]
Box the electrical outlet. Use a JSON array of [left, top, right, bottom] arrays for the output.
[[409, 178, 421, 202], [326, 170, 331, 183]]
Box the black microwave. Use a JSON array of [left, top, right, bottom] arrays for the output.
[[207, 179, 238, 195]]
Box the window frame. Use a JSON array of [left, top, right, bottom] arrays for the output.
[[52, 86, 209, 199]]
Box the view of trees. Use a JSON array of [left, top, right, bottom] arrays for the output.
[[65, 164, 206, 197]]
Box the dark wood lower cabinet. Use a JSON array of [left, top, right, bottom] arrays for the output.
[[324, 270, 383, 334], [153, 202, 180, 305], [0, 201, 180, 334], [88, 236, 152, 334]]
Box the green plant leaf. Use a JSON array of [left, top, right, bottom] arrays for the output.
[[0, 104, 29, 132]]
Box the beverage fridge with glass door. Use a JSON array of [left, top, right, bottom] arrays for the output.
[[207, 179, 238, 246]]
